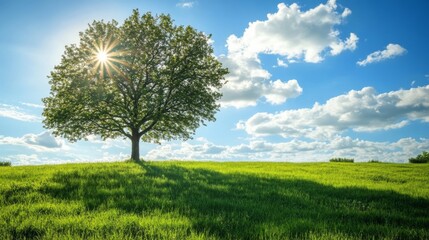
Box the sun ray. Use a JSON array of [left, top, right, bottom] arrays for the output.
[[89, 36, 130, 81]]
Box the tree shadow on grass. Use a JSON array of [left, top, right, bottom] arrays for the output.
[[42, 162, 429, 239]]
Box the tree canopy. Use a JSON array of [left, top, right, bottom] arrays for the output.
[[43, 10, 228, 161]]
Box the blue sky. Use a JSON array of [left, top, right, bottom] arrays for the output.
[[1, 0, 429, 165]]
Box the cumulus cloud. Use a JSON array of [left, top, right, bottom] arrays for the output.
[[219, 58, 303, 108], [219, 0, 357, 108], [23, 131, 63, 148], [357, 43, 406, 66], [232, 1, 357, 62], [144, 137, 429, 163], [0, 131, 64, 151], [0, 103, 41, 122], [218, 45, 304, 107], [237, 85, 429, 139]]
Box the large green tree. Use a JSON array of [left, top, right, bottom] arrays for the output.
[[43, 10, 228, 161]]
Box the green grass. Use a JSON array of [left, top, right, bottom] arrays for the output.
[[1, 161, 428, 239]]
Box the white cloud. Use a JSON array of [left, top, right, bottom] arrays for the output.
[[1, 152, 130, 166], [176, 1, 195, 8], [232, 1, 357, 63], [21, 102, 44, 108], [264, 80, 302, 104], [357, 43, 406, 66], [341, 7, 352, 18], [23, 131, 63, 149], [330, 33, 358, 55], [1, 154, 40, 165], [145, 137, 227, 160], [0, 103, 41, 122], [276, 58, 288, 68], [219, 0, 357, 108], [0, 131, 65, 152], [98, 152, 130, 162], [85, 134, 129, 150], [238, 85, 429, 139], [144, 137, 429, 163], [218, 50, 303, 108]]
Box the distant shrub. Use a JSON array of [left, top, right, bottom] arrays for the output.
[[329, 158, 354, 163], [0, 161, 11, 166], [409, 151, 429, 163], [368, 160, 381, 163]]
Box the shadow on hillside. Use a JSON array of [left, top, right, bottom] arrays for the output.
[[42, 162, 429, 239]]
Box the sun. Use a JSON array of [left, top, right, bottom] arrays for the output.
[[90, 37, 130, 79], [97, 50, 109, 63]]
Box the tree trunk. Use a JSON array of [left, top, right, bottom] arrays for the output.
[[131, 133, 140, 161]]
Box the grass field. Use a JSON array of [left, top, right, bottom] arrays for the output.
[[0, 161, 428, 239]]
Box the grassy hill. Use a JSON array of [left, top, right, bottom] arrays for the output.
[[1, 161, 428, 239]]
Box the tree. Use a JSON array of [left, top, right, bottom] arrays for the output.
[[409, 151, 429, 163], [43, 10, 228, 161]]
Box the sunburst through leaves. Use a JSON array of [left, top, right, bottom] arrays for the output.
[[90, 37, 129, 80], [97, 51, 108, 63]]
